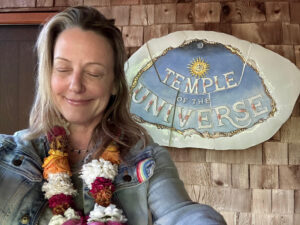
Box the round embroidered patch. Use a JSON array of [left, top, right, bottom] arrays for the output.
[[136, 158, 155, 183]]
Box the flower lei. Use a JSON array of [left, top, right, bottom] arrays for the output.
[[42, 126, 128, 225]]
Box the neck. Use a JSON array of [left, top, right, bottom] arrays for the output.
[[69, 123, 97, 150]]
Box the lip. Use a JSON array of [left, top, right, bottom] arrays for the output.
[[65, 97, 91, 106]]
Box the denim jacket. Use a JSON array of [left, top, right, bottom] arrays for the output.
[[0, 130, 226, 225]]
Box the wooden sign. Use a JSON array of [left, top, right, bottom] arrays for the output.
[[125, 31, 300, 150]]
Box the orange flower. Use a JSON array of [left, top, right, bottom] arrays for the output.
[[101, 143, 121, 165], [52, 202, 71, 215], [43, 150, 71, 179], [43, 150, 68, 167], [91, 187, 113, 207]]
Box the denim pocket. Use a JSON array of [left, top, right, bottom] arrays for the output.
[[0, 167, 34, 224], [0, 152, 42, 182], [136, 157, 155, 183]]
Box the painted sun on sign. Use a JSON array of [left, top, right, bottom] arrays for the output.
[[125, 31, 300, 150], [188, 57, 209, 78]]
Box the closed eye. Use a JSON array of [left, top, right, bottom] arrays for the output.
[[56, 68, 72, 73], [85, 72, 103, 78]]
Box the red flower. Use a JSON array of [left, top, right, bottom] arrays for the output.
[[106, 222, 127, 225], [47, 126, 67, 142], [90, 177, 115, 194], [62, 219, 81, 225], [49, 193, 74, 209]]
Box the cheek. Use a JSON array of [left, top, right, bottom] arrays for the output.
[[91, 79, 114, 97], [93, 86, 111, 99], [51, 75, 64, 95]]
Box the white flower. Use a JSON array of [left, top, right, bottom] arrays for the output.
[[88, 203, 127, 223], [64, 208, 80, 220], [80, 159, 118, 189], [42, 173, 77, 199], [48, 208, 80, 225], [48, 215, 67, 225]]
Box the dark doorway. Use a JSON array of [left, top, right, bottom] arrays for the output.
[[0, 25, 40, 134]]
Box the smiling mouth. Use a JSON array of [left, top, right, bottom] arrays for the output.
[[65, 97, 91, 106]]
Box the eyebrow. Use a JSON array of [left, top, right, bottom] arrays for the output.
[[54, 57, 71, 62], [54, 57, 106, 68]]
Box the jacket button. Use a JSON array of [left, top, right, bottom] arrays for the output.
[[20, 214, 30, 224], [12, 158, 23, 166], [123, 174, 132, 182]]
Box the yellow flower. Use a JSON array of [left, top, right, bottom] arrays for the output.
[[101, 143, 121, 165], [42, 150, 68, 168], [42, 149, 71, 180]]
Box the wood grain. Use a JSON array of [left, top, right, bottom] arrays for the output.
[[290, 2, 300, 23], [279, 165, 300, 189], [289, 143, 300, 165], [220, 2, 242, 23], [252, 214, 293, 225], [211, 163, 231, 187], [265, 2, 290, 22], [176, 3, 193, 24], [0, 0, 35, 8], [143, 24, 168, 43], [154, 3, 176, 24], [232, 22, 282, 44], [169, 147, 206, 162], [295, 190, 300, 213], [112, 6, 130, 26], [236, 1, 266, 22], [206, 145, 262, 164], [265, 45, 295, 63], [272, 190, 294, 214], [36, 0, 53, 7], [232, 164, 249, 189], [122, 26, 143, 47], [235, 212, 252, 225], [252, 189, 271, 213], [281, 117, 300, 144], [296, 45, 300, 69], [175, 162, 212, 186], [282, 23, 300, 45], [263, 142, 288, 165], [195, 2, 221, 23], [250, 165, 279, 189], [130, 5, 154, 26], [55, 0, 83, 6]]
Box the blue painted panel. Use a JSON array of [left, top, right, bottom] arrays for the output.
[[130, 40, 275, 137]]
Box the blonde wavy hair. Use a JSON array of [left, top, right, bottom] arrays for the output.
[[26, 6, 148, 153]]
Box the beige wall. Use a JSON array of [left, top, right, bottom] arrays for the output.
[[1, 1, 299, 224]]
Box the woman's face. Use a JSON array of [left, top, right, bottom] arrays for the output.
[[51, 27, 116, 128]]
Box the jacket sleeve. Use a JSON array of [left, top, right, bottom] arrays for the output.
[[148, 145, 227, 225]]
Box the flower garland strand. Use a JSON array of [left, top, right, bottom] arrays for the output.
[[42, 126, 128, 225]]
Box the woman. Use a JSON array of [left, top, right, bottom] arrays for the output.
[[0, 6, 226, 225]]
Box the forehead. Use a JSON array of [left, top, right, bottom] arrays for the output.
[[53, 27, 114, 66]]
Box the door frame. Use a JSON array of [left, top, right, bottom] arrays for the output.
[[0, 12, 56, 24]]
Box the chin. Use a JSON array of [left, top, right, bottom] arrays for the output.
[[63, 113, 102, 127], [63, 114, 88, 124]]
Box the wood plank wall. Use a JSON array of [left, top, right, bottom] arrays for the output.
[[0, 1, 299, 224]]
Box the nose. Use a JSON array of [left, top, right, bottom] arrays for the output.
[[69, 69, 84, 93]]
